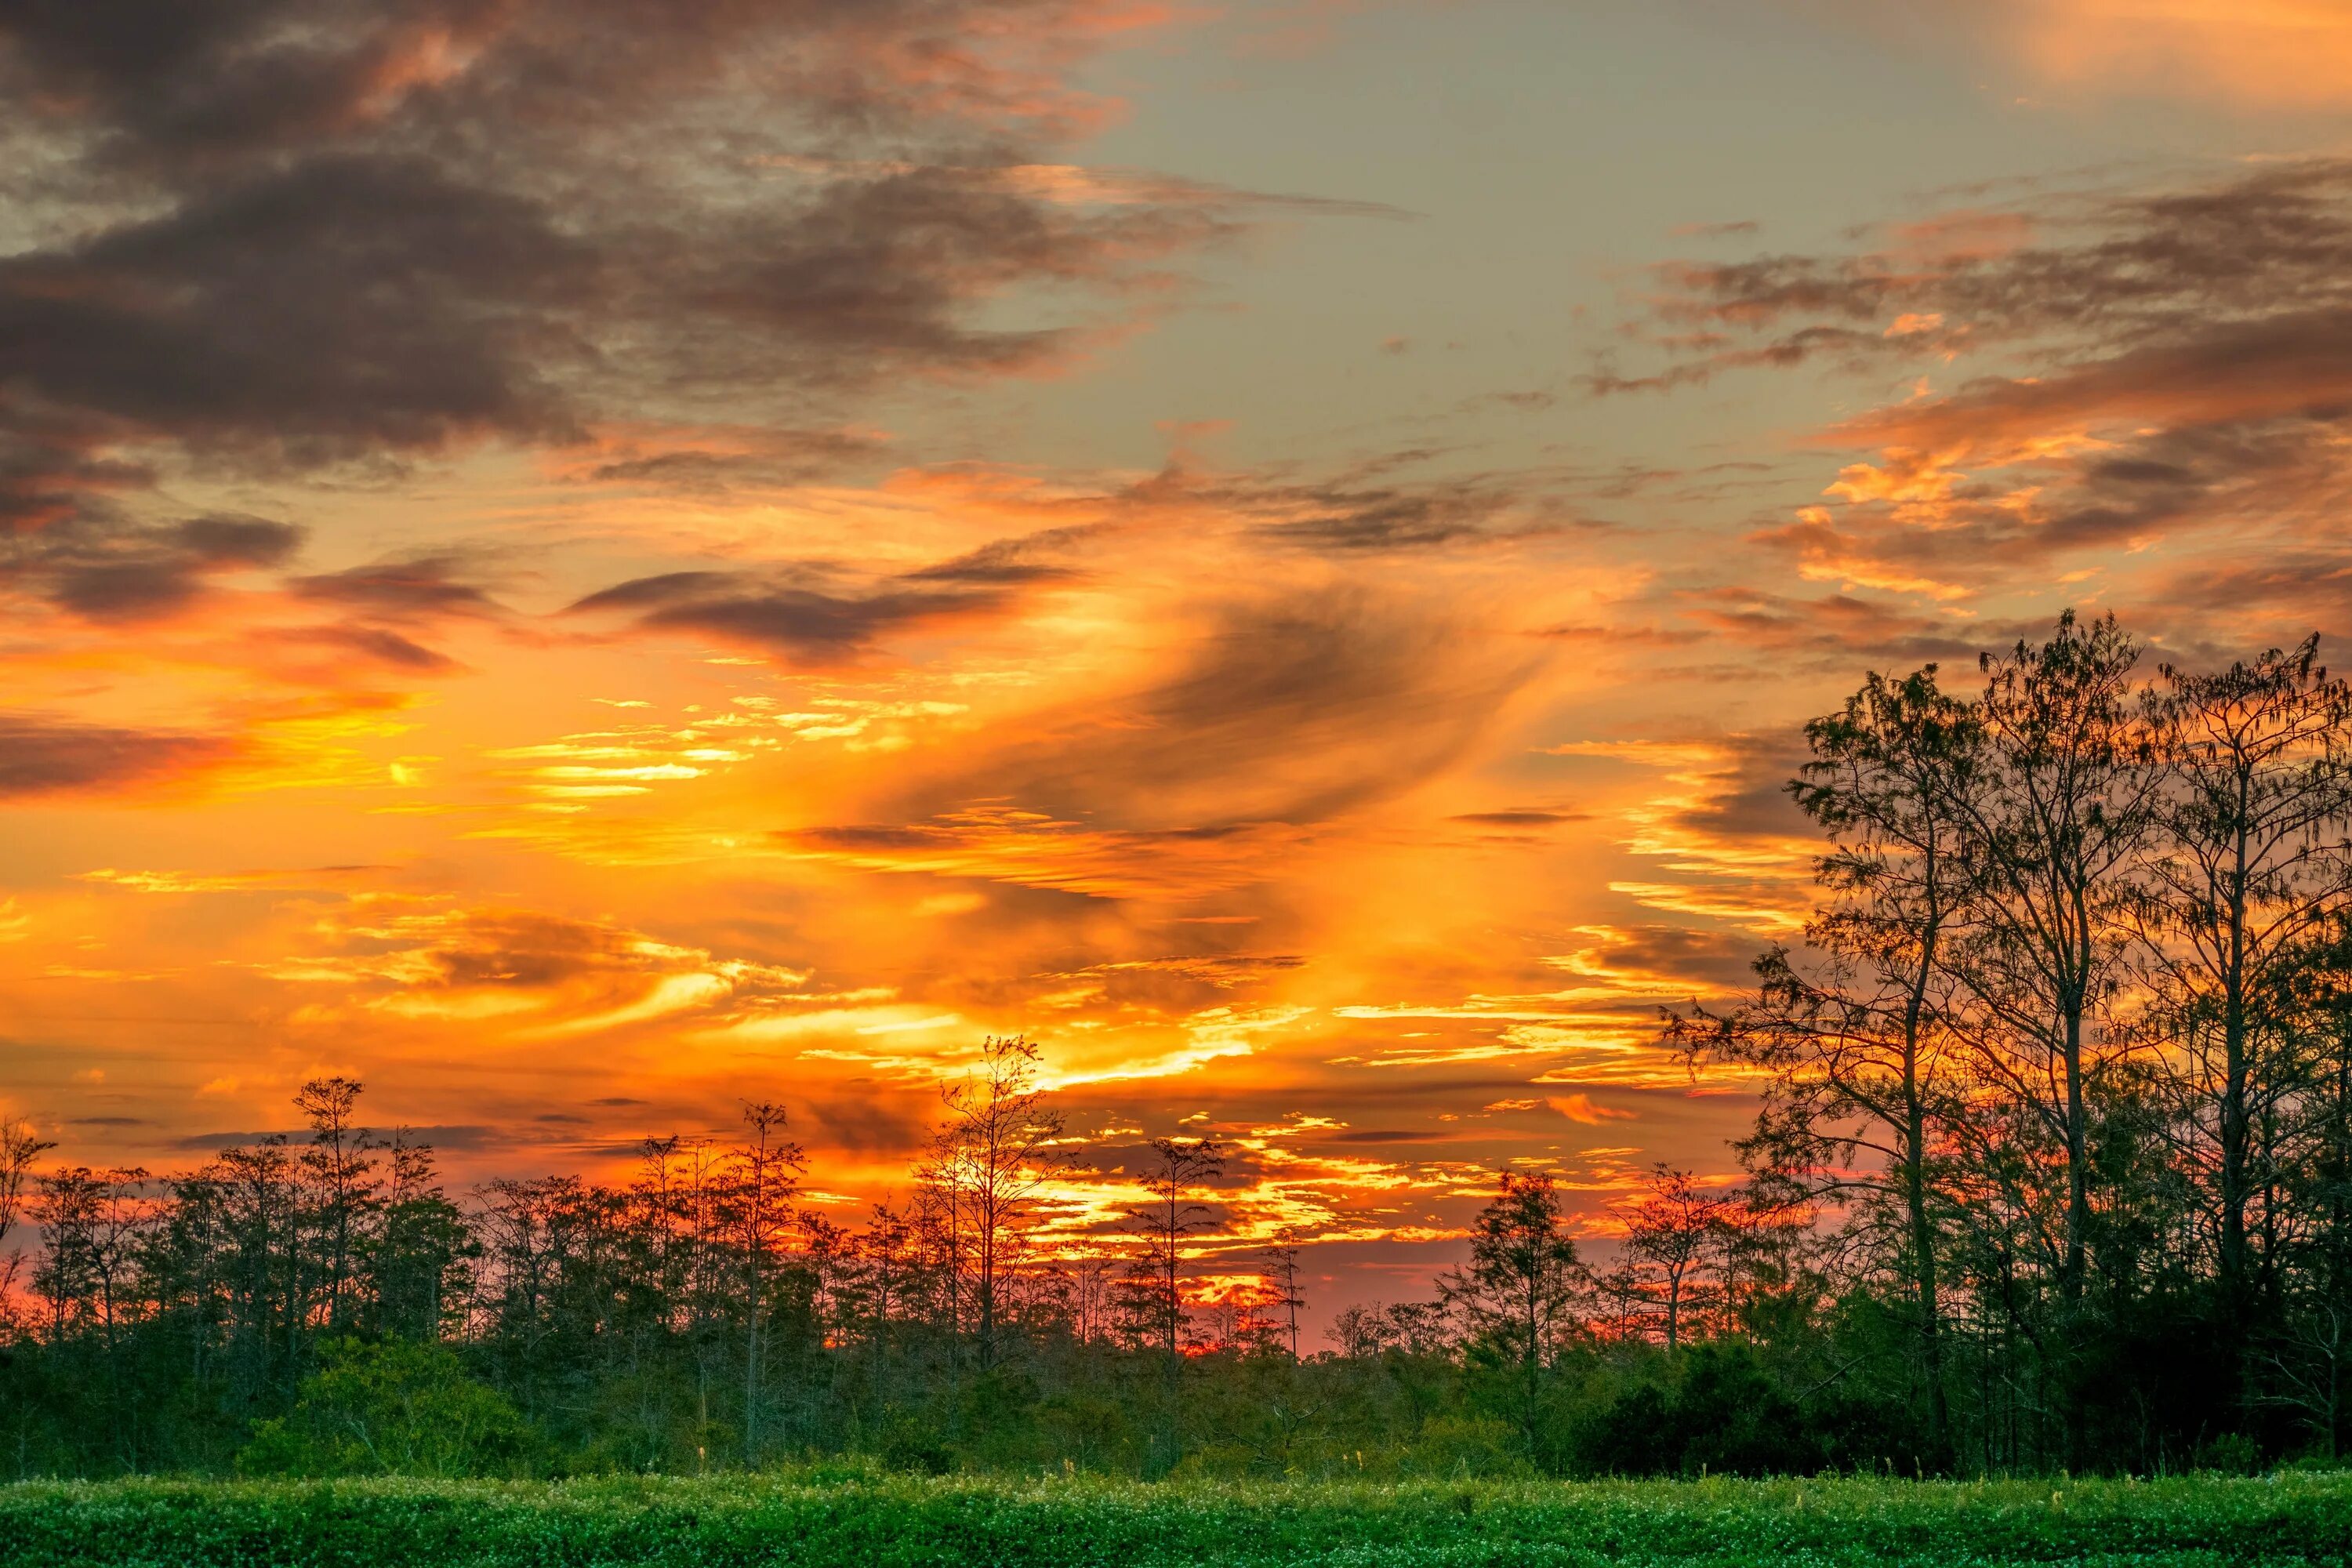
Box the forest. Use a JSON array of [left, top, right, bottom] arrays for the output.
[[6, 611, 2352, 1482]]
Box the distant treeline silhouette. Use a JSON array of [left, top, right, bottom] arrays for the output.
[[5, 611, 2352, 1479]]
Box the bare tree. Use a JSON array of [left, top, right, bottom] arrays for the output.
[[1263, 1229, 1308, 1359]]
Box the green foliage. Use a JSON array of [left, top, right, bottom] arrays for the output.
[[1573, 1345, 1821, 1479], [873, 1410, 953, 1475], [4, 1472, 2351, 1567], [236, 1339, 538, 1480]]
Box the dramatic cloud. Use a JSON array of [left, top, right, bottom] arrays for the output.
[[288, 556, 503, 619], [3, 513, 303, 622], [568, 568, 1024, 666], [1606, 162, 2352, 391], [1247, 478, 1578, 553], [0, 0, 1341, 550], [1607, 160, 2352, 626], [260, 625, 460, 673], [891, 591, 1548, 835], [31, 4, 2352, 1316], [0, 715, 238, 797]]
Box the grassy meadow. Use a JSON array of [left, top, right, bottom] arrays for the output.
[[3, 1471, 2348, 1567]]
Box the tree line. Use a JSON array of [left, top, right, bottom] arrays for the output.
[[3, 612, 2351, 1479]]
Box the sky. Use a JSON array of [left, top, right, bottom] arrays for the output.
[[9, 0, 2352, 1323]]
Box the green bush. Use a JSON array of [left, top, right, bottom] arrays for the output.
[[5, 1472, 2351, 1567], [1402, 1416, 1529, 1479], [236, 1338, 539, 1479], [873, 1410, 953, 1475]]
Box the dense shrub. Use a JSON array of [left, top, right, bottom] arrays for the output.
[[4, 1472, 2350, 1568], [236, 1339, 538, 1479]]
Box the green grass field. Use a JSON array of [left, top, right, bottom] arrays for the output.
[[3, 1472, 2348, 1567]]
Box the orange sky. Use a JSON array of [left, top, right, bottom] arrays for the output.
[[9, 0, 2352, 1322]]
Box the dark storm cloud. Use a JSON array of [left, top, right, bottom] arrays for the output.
[[1573, 924, 1764, 993], [2131, 554, 2352, 662], [1029, 953, 1308, 1011], [404, 911, 677, 990], [577, 429, 892, 491], [0, 0, 1129, 172], [802, 1094, 934, 1156], [1664, 730, 1813, 845], [0, 424, 154, 532], [0, 715, 239, 797], [1254, 490, 1549, 552], [662, 169, 1205, 378]]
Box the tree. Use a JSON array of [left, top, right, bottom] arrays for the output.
[[370, 1131, 474, 1340], [1123, 1134, 1224, 1472], [31, 1165, 155, 1466], [1615, 1166, 1734, 1353], [2136, 637, 2352, 1386], [1264, 1229, 1308, 1359], [730, 1101, 804, 1464], [1951, 611, 2158, 1307], [1441, 1171, 1583, 1457], [0, 1117, 53, 1330], [293, 1076, 378, 1338], [1066, 1247, 1117, 1348], [1123, 1136, 1226, 1362], [931, 1036, 1065, 1371], [201, 1136, 301, 1406], [1671, 662, 1977, 1454]]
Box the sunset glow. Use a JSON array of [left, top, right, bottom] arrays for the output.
[[9, 0, 2352, 1332]]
